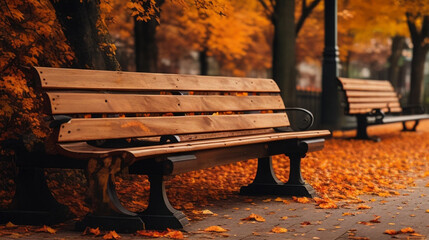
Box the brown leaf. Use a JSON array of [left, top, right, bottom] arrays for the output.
[[83, 227, 100, 236]]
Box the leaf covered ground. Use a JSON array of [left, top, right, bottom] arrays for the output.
[[0, 121, 428, 238]]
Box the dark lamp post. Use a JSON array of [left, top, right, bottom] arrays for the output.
[[321, 0, 341, 129]]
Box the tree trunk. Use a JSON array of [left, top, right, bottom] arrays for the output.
[[388, 36, 406, 89], [134, 0, 165, 72], [406, 14, 429, 106], [199, 49, 208, 75], [135, 18, 159, 72], [50, 0, 120, 70], [272, 0, 296, 106], [408, 45, 428, 105]]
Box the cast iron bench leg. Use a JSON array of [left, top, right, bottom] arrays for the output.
[[0, 166, 73, 225], [137, 174, 188, 230], [402, 120, 419, 131], [355, 115, 380, 142], [240, 155, 317, 197], [76, 156, 144, 233]]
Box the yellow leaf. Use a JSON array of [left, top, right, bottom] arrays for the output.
[[271, 226, 287, 233], [204, 226, 228, 232], [35, 225, 57, 234]]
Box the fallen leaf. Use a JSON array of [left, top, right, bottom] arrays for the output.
[[165, 229, 184, 239], [241, 213, 265, 222], [5, 222, 17, 229], [357, 204, 371, 210], [103, 231, 120, 239], [202, 209, 214, 215], [204, 226, 228, 232], [35, 225, 57, 234], [292, 196, 310, 203], [369, 215, 381, 223], [384, 229, 398, 235], [271, 226, 287, 233], [83, 227, 101, 236], [400, 227, 415, 233], [301, 221, 311, 225], [317, 228, 326, 231], [280, 216, 288, 220]]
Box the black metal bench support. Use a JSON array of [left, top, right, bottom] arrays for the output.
[[402, 120, 419, 131], [0, 166, 73, 225], [355, 115, 380, 142], [240, 154, 317, 197], [137, 174, 188, 230]]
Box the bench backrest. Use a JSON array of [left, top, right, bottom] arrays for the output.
[[34, 67, 290, 143], [337, 77, 402, 115]]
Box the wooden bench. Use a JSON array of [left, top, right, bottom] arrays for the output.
[[1, 67, 330, 232], [337, 77, 429, 141]]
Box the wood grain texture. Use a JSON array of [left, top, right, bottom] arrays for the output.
[[46, 92, 285, 114], [345, 91, 398, 97], [57, 113, 290, 142], [57, 130, 331, 160], [35, 67, 279, 92], [347, 97, 399, 103]]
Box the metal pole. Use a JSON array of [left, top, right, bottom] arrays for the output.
[[321, 0, 341, 129]]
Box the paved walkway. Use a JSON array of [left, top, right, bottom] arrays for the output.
[[1, 177, 428, 240]]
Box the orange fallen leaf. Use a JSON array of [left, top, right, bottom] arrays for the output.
[[165, 229, 184, 239], [183, 202, 194, 210], [5, 222, 17, 228], [301, 221, 311, 225], [204, 226, 228, 232], [271, 226, 287, 233], [103, 231, 120, 239], [292, 196, 310, 203], [384, 229, 398, 235], [35, 225, 57, 234], [358, 221, 373, 226], [136, 230, 165, 237], [357, 204, 371, 209], [400, 227, 415, 233], [83, 227, 101, 236], [241, 213, 265, 222], [369, 215, 381, 223]]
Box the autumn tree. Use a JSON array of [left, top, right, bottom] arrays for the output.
[[258, 0, 322, 105], [0, 0, 74, 156], [402, 0, 429, 105]]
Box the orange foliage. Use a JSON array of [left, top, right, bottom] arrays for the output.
[[0, 0, 74, 153]]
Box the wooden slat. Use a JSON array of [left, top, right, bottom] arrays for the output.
[[348, 107, 402, 114], [341, 84, 394, 91], [347, 97, 399, 103], [57, 130, 331, 159], [345, 91, 398, 97], [35, 67, 279, 92], [338, 77, 392, 86], [46, 92, 285, 114], [349, 102, 400, 110], [58, 113, 290, 142]]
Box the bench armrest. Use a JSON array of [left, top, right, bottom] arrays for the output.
[[368, 109, 385, 123], [45, 115, 72, 128], [279, 107, 314, 131]]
